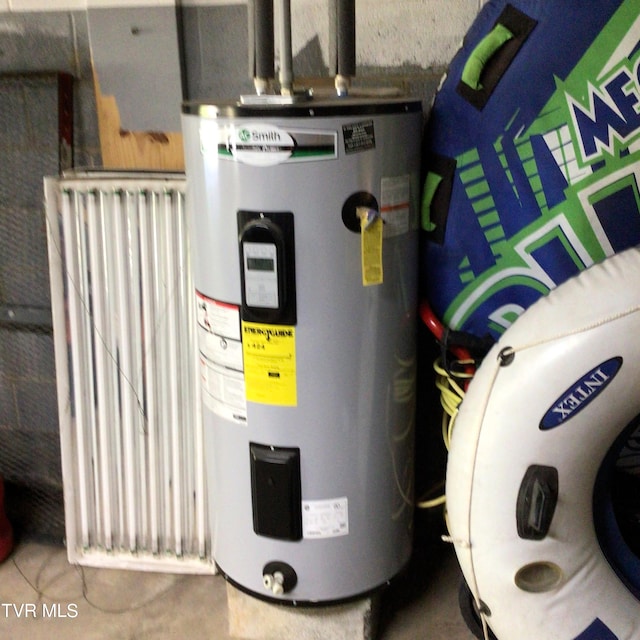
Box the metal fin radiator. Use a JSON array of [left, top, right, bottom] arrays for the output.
[[45, 172, 213, 573]]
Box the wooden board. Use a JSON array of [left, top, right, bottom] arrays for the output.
[[94, 70, 185, 171]]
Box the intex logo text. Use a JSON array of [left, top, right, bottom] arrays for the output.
[[540, 357, 623, 430]]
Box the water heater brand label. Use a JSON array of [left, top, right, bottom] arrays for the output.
[[229, 123, 295, 166], [211, 123, 337, 166]]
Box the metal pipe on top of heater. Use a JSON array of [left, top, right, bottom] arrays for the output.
[[277, 0, 294, 95]]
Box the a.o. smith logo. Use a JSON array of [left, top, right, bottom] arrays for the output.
[[540, 357, 622, 430], [225, 123, 295, 166], [237, 127, 283, 144]]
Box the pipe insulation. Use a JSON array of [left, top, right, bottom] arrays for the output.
[[252, 0, 275, 82], [336, 0, 356, 78]]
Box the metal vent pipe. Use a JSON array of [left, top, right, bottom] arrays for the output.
[[277, 0, 294, 94]]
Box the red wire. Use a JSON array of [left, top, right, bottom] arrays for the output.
[[419, 300, 472, 363]]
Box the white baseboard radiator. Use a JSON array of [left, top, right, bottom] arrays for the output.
[[45, 172, 214, 574]]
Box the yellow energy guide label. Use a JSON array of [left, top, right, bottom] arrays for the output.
[[241, 321, 297, 406]]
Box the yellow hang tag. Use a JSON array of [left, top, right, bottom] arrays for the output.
[[358, 207, 383, 286]]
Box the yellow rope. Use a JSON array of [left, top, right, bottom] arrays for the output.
[[416, 356, 474, 509]]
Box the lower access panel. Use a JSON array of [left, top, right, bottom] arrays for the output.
[[250, 443, 302, 541]]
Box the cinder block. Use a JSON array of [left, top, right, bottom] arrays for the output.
[[15, 380, 59, 434], [0, 379, 18, 428], [226, 583, 380, 640]]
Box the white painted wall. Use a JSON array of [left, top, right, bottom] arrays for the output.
[[8, 0, 84, 8], [356, 0, 482, 68], [289, 0, 483, 71], [6, 0, 176, 8]]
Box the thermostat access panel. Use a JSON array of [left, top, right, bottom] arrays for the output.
[[242, 242, 279, 309], [238, 210, 296, 325]]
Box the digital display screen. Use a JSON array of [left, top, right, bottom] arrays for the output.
[[247, 257, 275, 272]]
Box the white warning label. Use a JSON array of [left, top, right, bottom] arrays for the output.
[[380, 174, 413, 237], [302, 497, 349, 539], [195, 291, 246, 424]]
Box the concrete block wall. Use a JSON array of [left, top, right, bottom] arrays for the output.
[[0, 0, 484, 540], [0, 11, 100, 540]]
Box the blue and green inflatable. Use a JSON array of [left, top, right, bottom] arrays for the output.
[[421, 0, 640, 339]]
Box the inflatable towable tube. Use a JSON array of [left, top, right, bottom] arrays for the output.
[[446, 247, 640, 640], [421, 0, 640, 340]]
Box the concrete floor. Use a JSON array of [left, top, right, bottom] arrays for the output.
[[0, 534, 476, 640]]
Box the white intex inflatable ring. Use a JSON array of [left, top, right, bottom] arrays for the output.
[[446, 247, 640, 640]]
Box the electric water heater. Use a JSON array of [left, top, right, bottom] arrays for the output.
[[182, 97, 421, 603]]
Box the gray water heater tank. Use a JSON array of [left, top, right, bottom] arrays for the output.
[[182, 96, 422, 603]]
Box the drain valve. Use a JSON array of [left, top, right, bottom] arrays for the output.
[[262, 561, 297, 596]]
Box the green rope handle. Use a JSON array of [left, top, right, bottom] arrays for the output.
[[421, 171, 443, 232], [461, 22, 515, 91]]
